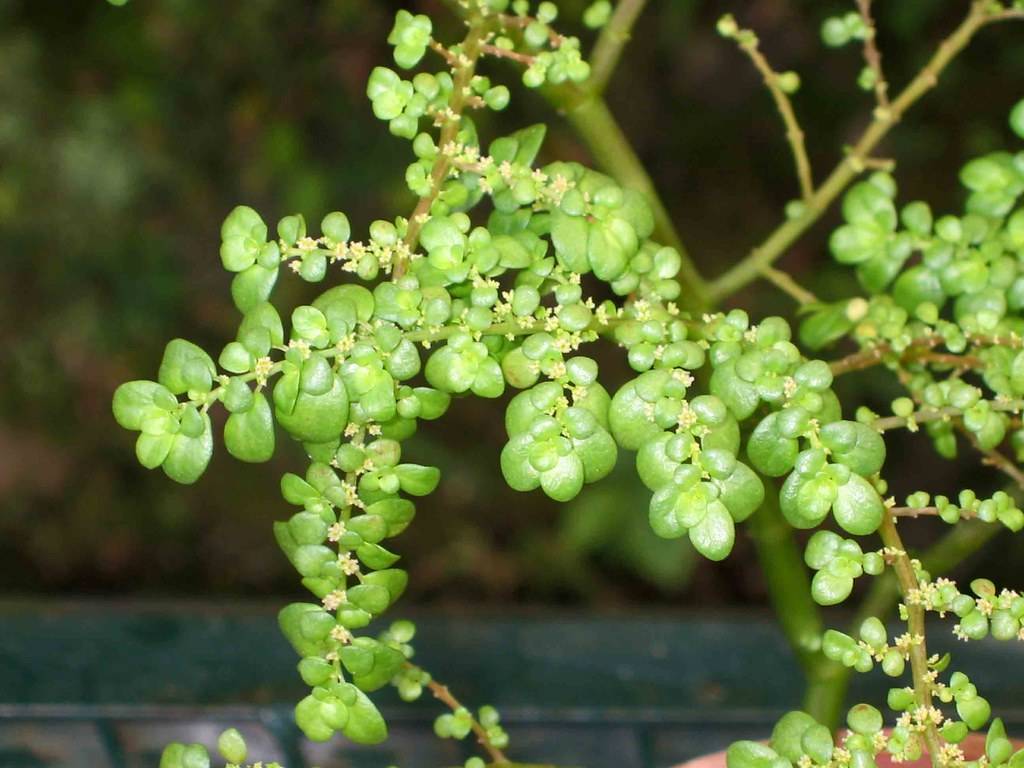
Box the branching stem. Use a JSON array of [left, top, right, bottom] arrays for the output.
[[761, 265, 818, 305], [729, 30, 813, 200], [413, 665, 510, 763], [399, 20, 488, 276], [709, 1, 1019, 302], [877, 513, 943, 767], [855, 0, 890, 111]]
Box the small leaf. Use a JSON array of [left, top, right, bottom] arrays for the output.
[[341, 688, 388, 745], [688, 501, 735, 561], [224, 392, 275, 463], [158, 340, 216, 395], [113, 381, 174, 430]]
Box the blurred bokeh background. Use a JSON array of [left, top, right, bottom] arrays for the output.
[[2, 0, 1023, 607]]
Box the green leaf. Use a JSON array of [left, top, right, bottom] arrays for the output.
[[366, 498, 416, 536], [770, 711, 817, 762], [348, 583, 391, 614], [222, 205, 267, 241], [572, 428, 618, 483], [780, 472, 830, 529], [163, 414, 214, 484], [957, 695, 991, 731], [158, 340, 216, 395], [710, 361, 760, 420], [801, 723, 834, 765], [798, 302, 856, 350], [231, 264, 279, 313], [540, 452, 585, 502], [274, 373, 349, 443], [278, 603, 328, 657], [394, 464, 440, 496], [356, 542, 400, 570], [715, 461, 765, 522], [224, 392, 275, 463], [726, 740, 781, 768], [362, 568, 408, 603], [688, 500, 735, 561], [113, 381, 175, 430], [500, 434, 541, 492], [238, 303, 285, 354], [510, 123, 546, 166], [136, 432, 173, 469], [216, 728, 247, 765], [354, 644, 405, 692], [341, 688, 388, 745], [608, 382, 660, 450], [820, 421, 886, 476], [832, 475, 884, 535], [811, 570, 854, 606], [747, 414, 797, 477], [550, 210, 590, 274]]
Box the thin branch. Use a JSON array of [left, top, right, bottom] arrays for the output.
[[889, 505, 980, 520], [399, 21, 488, 275], [871, 399, 1024, 433], [877, 513, 944, 765], [588, 0, 649, 96], [855, 0, 890, 110], [481, 43, 535, 65], [727, 24, 814, 200], [761, 265, 818, 304], [496, 12, 567, 47], [442, 0, 709, 308], [420, 671, 510, 764], [708, 1, 1022, 302], [960, 427, 1024, 491]]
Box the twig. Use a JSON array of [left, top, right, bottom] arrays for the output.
[[889, 506, 980, 520], [588, 0, 648, 96], [422, 674, 510, 763], [855, 0, 890, 111], [727, 24, 814, 200], [399, 21, 488, 275], [496, 12, 566, 47], [871, 399, 1024, 432], [429, 38, 459, 67], [441, 0, 709, 308], [761, 265, 818, 304], [877, 513, 945, 765], [708, 1, 1022, 302], [960, 427, 1024, 492], [481, 43, 535, 65]]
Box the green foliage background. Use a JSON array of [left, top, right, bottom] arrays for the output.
[[2, 0, 1023, 602]]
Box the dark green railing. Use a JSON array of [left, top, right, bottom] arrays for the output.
[[0, 602, 1021, 767]]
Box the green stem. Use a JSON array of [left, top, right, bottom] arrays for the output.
[[878, 512, 943, 766], [545, 88, 710, 310], [746, 490, 840, 723], [587, 0, 648, 96], [398, 18, 488, 274], [708, 1, 1001, 302], [816, 518, 1004, 734]]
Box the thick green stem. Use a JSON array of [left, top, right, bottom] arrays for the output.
[[746, 491, 842, 723], [588, 0, 648, 95], [545, 89, 710, 310]]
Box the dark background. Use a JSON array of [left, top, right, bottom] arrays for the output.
[[2, 0, 1023, 607]]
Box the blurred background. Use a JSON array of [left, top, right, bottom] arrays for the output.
[[2, 0, 1024, 608]]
